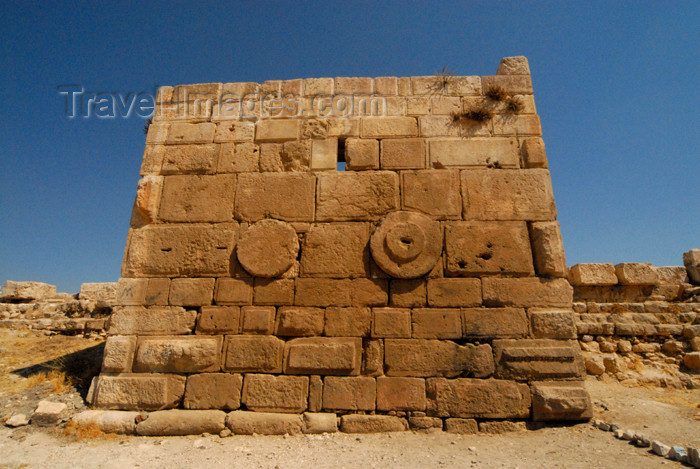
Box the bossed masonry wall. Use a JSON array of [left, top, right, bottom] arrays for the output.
[[89, 56, 593, 432]]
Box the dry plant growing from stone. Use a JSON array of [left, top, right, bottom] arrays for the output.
[[504, 96, 523, 114], [485, 85, 509, 102], [430, 66, 456, 96], [451, 104, 494, 125]]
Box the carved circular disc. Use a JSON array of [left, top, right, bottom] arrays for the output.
[[370, 211, 442, 278], [237, 219, 299, 277]]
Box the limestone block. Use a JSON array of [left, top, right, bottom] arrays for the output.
[[310, 138, 338, 171], [400, 170, 461, 219], [521, 138, 548, 168], [123, 224, 237, 277], [294, 278, 388, 307], [427, 278, 482, 307], [462, 169, 556, 221], [411, 308, 462, 339], [259, 143, 283, 171], [92, 374, 186, 410], [276, 307, 325, 336], [301, 119, 328, 139], [363, 339, 384, 376], [225, 411, 304, 435], [445, 76, 482, 95], [71, 410, 141, 435], [324, 307, 371, 337], [492, 115, 541, 136], [173, 83, 221, 103], [481, 75, 533, 95], [223, 335, 284, 372], [444, 418, 478, 434], [409, 416, 443, 432], [108, 307, 196, 335], [217, 142, 259, 173], [136, 409, 226, 436], [654, 266, 689, 284], [374, 76, 397, 95], [429, 96, 461, 115], [253, 279, 295, 305], [166, 122, 216, 144], [384, 339, 494, 378], [214, 278, 253, 305], [168, 278, 214, 306], [326, 118, 360, 137], [531, 381, 592, 421], [684, 352, 700, 370], [568, 264, 618, 286], [479, 421, 527, 433], [279, 140, 311, 170], [529, 221, 567, 277], [482, 278, 573, 307], [300, 223, 370, 277], [130, 175, 163, 226], [145, 121, 169, 145], [255, 119, 300, 141], [284, 337, 362, 375], [316, 171, 399, 221], [418, 116, 467, 138], [214, 121, 255, 142], [116, 277, 171, 306], [406, 97, 429, 115], [492, 339, 585, 380], [361, 117, 417, 138], [444, 221, 534, 276], [308, 375, 323, 412], [529, 309, 577, 339], [197, 306, 240, 334], [144, 144, 218, 175], [1, 281, 56, 301], [462, 307, 528, 338], [615, 263, 659, 286], [102, 336, 136, 373], [235, 173, 315, 222], [79, 282, 117, 305], [380, 138, 426, 169], [242, 374, 308, 413], [372, 307, 412, 338], [497, 56, 531, 75], [390, 279, 426, 307], [345, 138, 379, 170], [684, 249, 700, 284], [184, 373, 242, 410], [323, 376, 376, 411], [340, 414, 407, 433], [303, 412, 337, 434], [333, 76, 372, 94], [370, 211, 442, 278], [237, 220, 299, 277], [429, 138, 519, 169], [426, 378, 531, 418], [133, 336, 221, 373], [31, 401, 68, 426], [303, 78, 333, 96], [240, 306, 276, 334], [376, 377, 426, 411]]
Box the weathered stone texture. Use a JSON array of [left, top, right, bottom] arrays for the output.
[[235, 173, 315, 222], [316, 171, 399, 221], [384, 339, 494, 377], [461, 169, 556, 221], [300, 223, 370, 277], [323, 376, 376, 411], [135, 409, 226, 436], [242, 374, 308, 413], [462, 308, 528, 338], [92, 374, 186, 410], [133, 336, 221, 373], [184, 373, 242, 410], [109, 307, 196, 335], [426, 378, 531, 418], [237, 220, 299, 277], [223, 335, 284, 373], [568, 263, 618, 286], [492, 339, 585, 380], [376, 377, 426, 411], [158, 174, 235, 222], [123, 224, 237, 277], [401, 170, 461, 219], [531, 381, 592, 421], [482, 278, 573, 308], [444, 221, 533, 276], [284, 337, 362, 375], [225, 411, 304, 435], [340, 414, 408, 433], [102, 336, 136, 373], [429, 138, 519, 168]]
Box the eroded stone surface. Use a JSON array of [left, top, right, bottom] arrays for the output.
[[370, 211, 442, 278], [237, 220, 299, 277]]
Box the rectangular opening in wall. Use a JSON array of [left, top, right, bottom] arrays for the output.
[[337, 138, 346, 171]]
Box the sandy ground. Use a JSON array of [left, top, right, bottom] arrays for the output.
[[1, 330, 699, 469]]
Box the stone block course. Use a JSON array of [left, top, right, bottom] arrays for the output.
[[235, 173, 315, 222], [197, 306, 240, 334], [380, 138, 426, 169], [223, 335, 284, 372], [242, 374, 309, 413], [323, 376, 376, 411], [400, 170, 461, 219], [133, 336, 221, 373], [316, 171, 399, 221], [429, 138, 519, 168], [284, 337, 362, 375], [324, 307, 371, 337], [184, 373, 242, 410], [411, 308, 462, 339], [376, 377, 426, 411], [427, 278, 482, 307]]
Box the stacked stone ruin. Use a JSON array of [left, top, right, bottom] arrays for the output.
[[88, 57, 596, 433]]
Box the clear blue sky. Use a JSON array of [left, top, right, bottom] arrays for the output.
[[1, 1, 698, 293]]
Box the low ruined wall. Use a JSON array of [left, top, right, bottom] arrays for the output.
[[570, 262, 700, 388]]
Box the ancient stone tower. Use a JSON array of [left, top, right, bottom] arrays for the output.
[[89, 57, 593, 433]]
